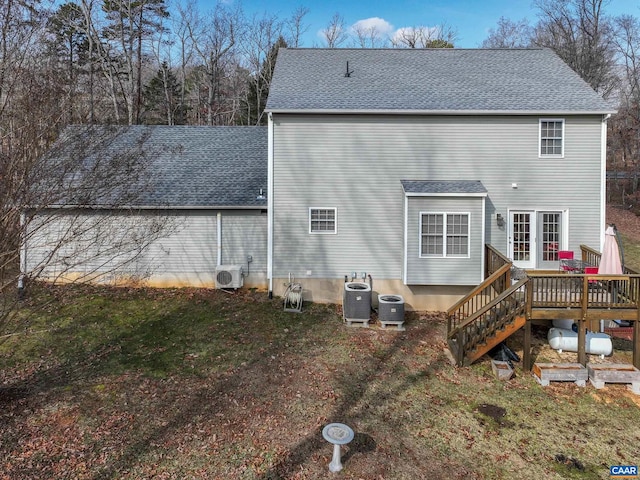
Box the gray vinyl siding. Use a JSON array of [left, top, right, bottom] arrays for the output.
[[272, 114, 604, 281], [220, 211, 268, 277], [405, 197, 484, 285], [25, 209, 267, 284]]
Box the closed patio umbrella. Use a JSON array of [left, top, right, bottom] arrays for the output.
[[599, 225, 623, 275], [599, 225, 624, 329]]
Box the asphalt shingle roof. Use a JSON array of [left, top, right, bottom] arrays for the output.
[[266, 48, 614, 114], [401, 180, 488, 195], [52, 125, 267, 208]]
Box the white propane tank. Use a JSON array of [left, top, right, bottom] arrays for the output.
[[552, 319, 575, 330], [547, 327, 613, 356]]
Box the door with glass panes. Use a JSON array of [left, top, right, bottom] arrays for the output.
[[508, 211, 563, 269]]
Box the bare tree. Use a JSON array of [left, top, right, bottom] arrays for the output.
[[186, 2, 240, 125], [391, 24, 457, 48], [285, 6, 309, 48], [2, 125, 175, 340], [321, 13, 348, 48], [533, 0, 618, 97], [241, 13, 284, 125], [352, 20, 389, 48], [481, 17, 533, 48]]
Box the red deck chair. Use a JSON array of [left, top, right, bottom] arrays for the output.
[[558, 250, 574, 271], [584, 266, 599, 289]]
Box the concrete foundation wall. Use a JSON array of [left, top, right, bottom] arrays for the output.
[[273, 277, 471, 312]]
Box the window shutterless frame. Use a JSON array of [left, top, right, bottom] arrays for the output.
[[539, 118, 565, 158], [419, 212, 470, 258], [309, 207, 337, 234]]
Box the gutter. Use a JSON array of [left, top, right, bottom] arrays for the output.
[[265, 108, 617, 116], [29, 204, 268, 211]]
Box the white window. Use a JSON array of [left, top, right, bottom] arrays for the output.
[[420, 213, 469, 257], [309, 208, 336, 234], [539, 119, 564, 157]]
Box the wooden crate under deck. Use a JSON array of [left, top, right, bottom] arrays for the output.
[[533, 362, 587, 387], [491, 360, 514, 380], [587, 363, 640, 395]]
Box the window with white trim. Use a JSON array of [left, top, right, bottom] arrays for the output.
[[420, 213, 469, 257], [539, 119, 564, 156], [309, 208, 336, 234]]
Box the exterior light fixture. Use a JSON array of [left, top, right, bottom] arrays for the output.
[[496, 213, 505, 227]]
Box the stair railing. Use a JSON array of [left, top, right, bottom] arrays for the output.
[[449, 278, 528, 366], [447, 262, 512, 335]]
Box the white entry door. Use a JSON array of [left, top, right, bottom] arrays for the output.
[[509, 211, 535, 269]]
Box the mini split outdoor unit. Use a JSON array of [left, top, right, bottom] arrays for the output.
[[343, 282, 371, 321], [215, 265, 244, 289]]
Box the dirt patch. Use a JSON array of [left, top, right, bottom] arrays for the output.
[[607, 205, 640, 241], [554, 453, 585, 471]]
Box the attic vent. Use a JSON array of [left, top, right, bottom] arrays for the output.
[[344, 61, 353, 78]]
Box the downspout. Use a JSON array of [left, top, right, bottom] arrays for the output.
[[217, 212, 222, 266], [601, 114, 611, 250], [481, 196, 486, 283], [267, 112, 274, 298], [18, 212, 26, 298]]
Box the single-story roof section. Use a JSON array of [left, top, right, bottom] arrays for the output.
[[401, 180, 488, 197], [43, 125, 268, 209], [266, 48, 615, 115]]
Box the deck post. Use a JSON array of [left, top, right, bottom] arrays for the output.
[[524, 318, 531, 370], [634, 309, 640, 370], [577, 276, 589, 366], [524, 279, 533, 370]]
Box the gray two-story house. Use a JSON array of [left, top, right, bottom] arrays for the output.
[[23, 48, 614, 312], [265, 48, 614, 310]]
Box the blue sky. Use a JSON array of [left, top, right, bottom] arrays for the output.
[[212, 0, 638, 48]]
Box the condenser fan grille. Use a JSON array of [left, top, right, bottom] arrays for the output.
[[217, 270, 233, 285]]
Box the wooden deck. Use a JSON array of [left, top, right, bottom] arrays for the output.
[[447, 245, 640, 369], [523, 272, 640, 369]]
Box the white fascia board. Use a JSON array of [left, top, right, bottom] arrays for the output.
[[266, 108, 617, 116], [403, 192, 488, 198], [33, 204, 267, 211]]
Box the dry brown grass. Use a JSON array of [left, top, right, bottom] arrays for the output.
[[0, 284, 638, 480]]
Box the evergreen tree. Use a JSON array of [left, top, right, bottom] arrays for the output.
[[143, 62, 188, 125], [101, 0, 169, 124], [45, 2, 90, 123]]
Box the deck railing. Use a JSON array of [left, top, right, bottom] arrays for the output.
[[580, 244, 639, 275], [447, 261, 512, 334], [486, 244, 512, 278], [526, 272, 640, 310]]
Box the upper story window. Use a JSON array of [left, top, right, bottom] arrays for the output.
[[420, 213, 469, 257], [309, 208, 337, 234], [539, 119, 564, 157]]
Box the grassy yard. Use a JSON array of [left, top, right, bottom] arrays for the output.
[[1, 284, 639, 480]]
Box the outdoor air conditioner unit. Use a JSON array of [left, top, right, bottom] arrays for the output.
[[215, 265, 244, 289], [343, 282, 371, 323]]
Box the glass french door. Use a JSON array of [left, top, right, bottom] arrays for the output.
[[509, 210, 563, 269], [509, 211, 535, 269], [538, 212, 562, 269]]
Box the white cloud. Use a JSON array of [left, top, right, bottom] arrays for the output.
[[350, 17, 394, 36]]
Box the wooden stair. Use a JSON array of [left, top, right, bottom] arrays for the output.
[[447, 259, 528, 367], [463, 315, 526, 366]]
